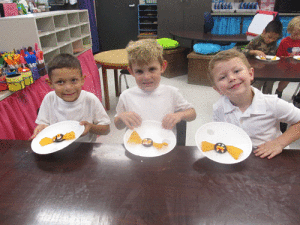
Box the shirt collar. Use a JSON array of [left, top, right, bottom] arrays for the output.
[[222, 87, 267, 116]]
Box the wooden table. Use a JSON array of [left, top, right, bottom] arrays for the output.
[[1, 140, 300, 224], [249, 57, 300, 82], [170, 30, 251, 49], [94, 49, 128, 110]]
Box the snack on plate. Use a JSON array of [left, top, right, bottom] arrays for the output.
[[39, 131, 76, 146], [63, 131, 75, 140], [127, 130, 168, 150], [201, 141, 215, 152], [39, 137, 53, 146], [227, 145, 243, 160], [261, 56, 266, 60], [153, 142, 168, 150], [127, 131, 142, 145], [271, 56, 277, 60], [200, 141, 243, 160]]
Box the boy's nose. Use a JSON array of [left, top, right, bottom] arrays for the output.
[[228, 73, 236, 81]]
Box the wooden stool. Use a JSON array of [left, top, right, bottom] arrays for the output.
[[162, 47, 189, 78], [187, 51, 213, 86]]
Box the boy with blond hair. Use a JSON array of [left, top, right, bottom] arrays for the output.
[[209, 49, 300, 159], [276, 16, 300, 98], [114, 39, 196, 132]]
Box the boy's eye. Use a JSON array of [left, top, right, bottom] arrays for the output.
[[135, 70, 143, 75], [149, 67, 157, 72], [72, 78, 78, 83], [234, 69, 240, 73], [56, 80, 64, 84]]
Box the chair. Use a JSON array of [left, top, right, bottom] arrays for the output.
[[118, 69, 130, 94], [176, 120, 187, 146]]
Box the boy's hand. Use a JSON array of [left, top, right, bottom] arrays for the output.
[[162, 113, 182, 130], [29, 124, 48, 140], [253, 50, 266, 58], [80, 121, 93, 136], [119, 111, 142, 130], [253, 140, 284, 159]]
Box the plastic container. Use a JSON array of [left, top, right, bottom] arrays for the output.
[[0, 76, 8, 91], [5, 73, 25, 91]]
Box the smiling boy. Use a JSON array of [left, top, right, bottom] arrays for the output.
[[30, 53, 110, 141], [209, 49, 300, 159], [114, 39, 196, 132]]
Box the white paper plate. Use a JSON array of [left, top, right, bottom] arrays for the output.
[[293, 56, 300, 60], [195, 122, 252, 164], [31, 121, 85, 155], [124, 120, 176, 157], [255, 55, 280, 61]]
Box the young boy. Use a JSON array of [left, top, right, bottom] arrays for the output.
[[209, 49, 300, 159], [114, 39, 196, 132], [275, 16, 300, 98], [30, 53, 110, 142], [243, 20, 282, 94]]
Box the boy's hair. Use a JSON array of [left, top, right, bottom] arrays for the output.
[[208, 49, 251, 84], [47, 53, 82, 79], [265, 20, 283, 36], [126, 39, 164, 68], [287, 16, 300, 34]]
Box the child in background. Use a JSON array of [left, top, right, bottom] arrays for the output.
[[243, 20, 282, 94], [114, 39, 196, 132], [209, 49, 300, 159], [275, 16, 300, 98], [30, 53, 110, 141]]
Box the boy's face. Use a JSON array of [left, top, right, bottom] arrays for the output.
[[212, 57, 254, 99], [129, 60, 167, 92], [290, 29, 300, 40], [49, 68, 84, 102], [262, 31, 280, 44]]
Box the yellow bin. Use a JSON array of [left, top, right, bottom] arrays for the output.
[[21, 71, 34, 86], [6, 74, 25, 92]]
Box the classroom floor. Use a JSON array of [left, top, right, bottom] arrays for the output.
[[96, 69, 300, 149]]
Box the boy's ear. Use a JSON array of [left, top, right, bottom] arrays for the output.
[[46, 78, 53, 88], [249, 67, 254, 82], [161, 60, 168, 73]]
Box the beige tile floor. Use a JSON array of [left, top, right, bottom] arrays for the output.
[[96, 69, 300, 149]]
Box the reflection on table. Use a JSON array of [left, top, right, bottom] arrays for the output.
[[1, 140, 299, 224]]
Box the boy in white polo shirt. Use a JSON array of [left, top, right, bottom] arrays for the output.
[[114, 39, 196, 132], [209, 49, 300, 159]]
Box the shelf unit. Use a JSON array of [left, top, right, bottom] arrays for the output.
[[0, 10, 92, 64], [138, 4, 158, 38]]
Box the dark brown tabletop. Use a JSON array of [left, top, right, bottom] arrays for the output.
[[170, 30, 251, 46], [249, 57, 300, 82], [1, 140, 300, 225]]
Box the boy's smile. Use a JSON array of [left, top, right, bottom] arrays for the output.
[[129, 60, 167, 92], [212, 57, 254, 101], [49, 68, 84, 102]]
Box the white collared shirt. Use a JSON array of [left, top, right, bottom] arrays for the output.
[[213, 87, 300, 147]]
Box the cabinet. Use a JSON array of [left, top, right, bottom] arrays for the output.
[[158, 0, 211, 39], [0, 10, 92, 64], [138, 4, 157, 38]]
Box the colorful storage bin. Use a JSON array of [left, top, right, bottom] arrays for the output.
[[6, 73, 25, 91], [0, 76, 8, 91]]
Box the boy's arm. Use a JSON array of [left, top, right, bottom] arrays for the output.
[[162, 108, 196, 130], [254, 121, 300, 159], [80, 121, 110, 136]]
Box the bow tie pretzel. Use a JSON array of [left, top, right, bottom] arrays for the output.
[[127, 131, 168, 150], [201, 141, 243, 160]]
